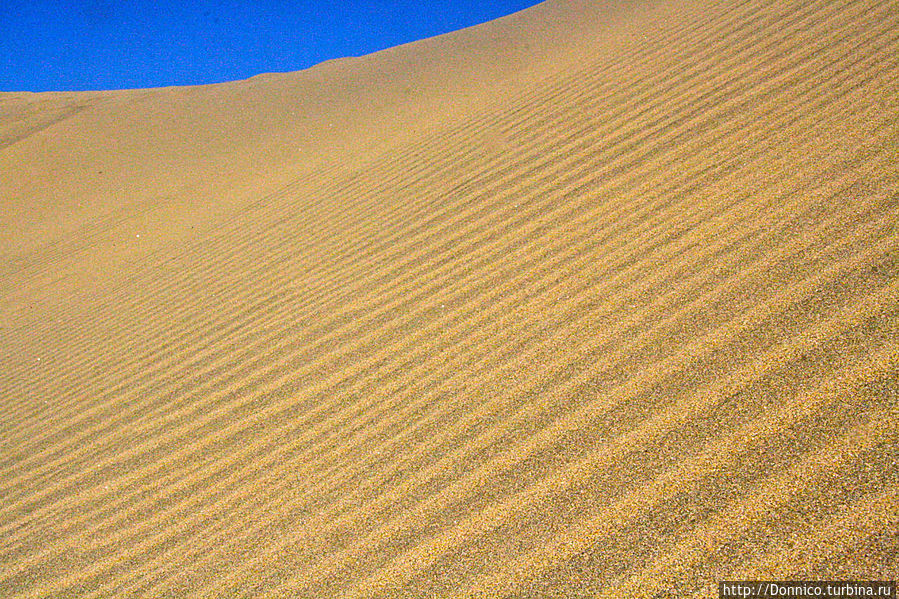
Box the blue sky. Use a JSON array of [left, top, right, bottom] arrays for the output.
[[0, 0, 542, 92]]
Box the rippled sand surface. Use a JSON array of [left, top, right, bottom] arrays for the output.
[[1, 0, 897, 596]]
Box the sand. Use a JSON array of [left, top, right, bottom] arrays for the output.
[[1, 0, 897, 596]]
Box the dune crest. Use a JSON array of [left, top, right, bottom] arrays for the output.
[[1, 0, 897, 596]]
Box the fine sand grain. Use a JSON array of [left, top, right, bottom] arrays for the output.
[[1, 0, 897, 596]]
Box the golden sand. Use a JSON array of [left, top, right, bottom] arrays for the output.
[[1, 0, 897, 596]]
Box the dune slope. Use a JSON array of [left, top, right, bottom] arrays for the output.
[[1, 0, 897, 596]]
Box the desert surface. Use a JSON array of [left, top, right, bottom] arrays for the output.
[[1, 0, 897, 596]]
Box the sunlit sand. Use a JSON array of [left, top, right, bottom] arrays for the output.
[[1, 0, 897, 596]]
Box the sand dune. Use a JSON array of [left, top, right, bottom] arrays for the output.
[[1, 0, 897, 596]]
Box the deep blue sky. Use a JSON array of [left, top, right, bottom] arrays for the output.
[[0, 0, 542, 92]]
